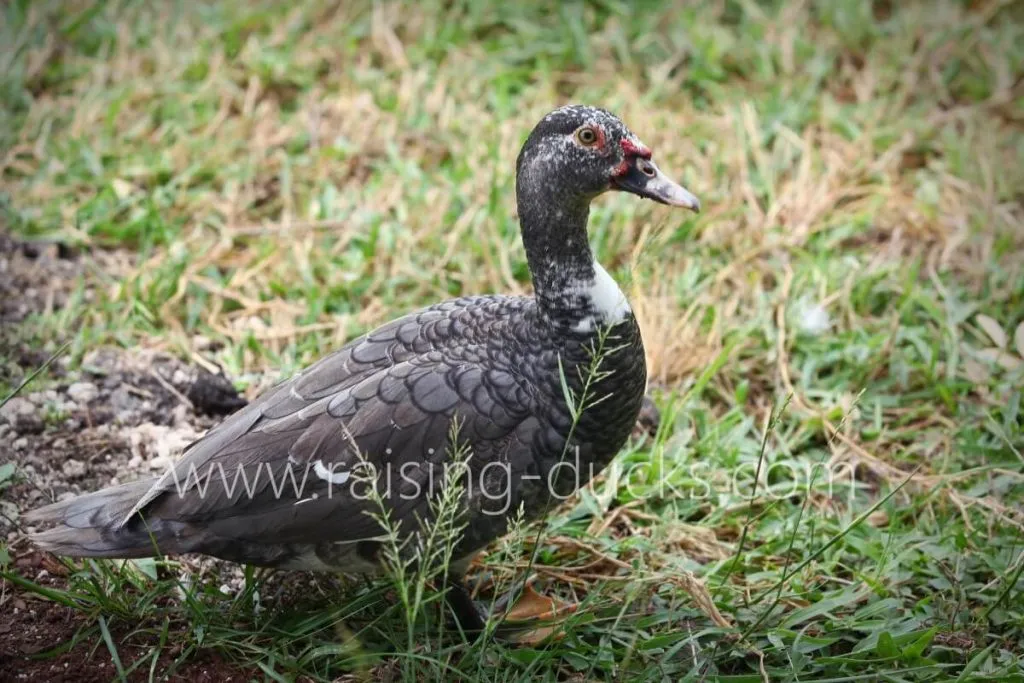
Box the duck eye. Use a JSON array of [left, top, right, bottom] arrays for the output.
[[575, 127, 599, 146]]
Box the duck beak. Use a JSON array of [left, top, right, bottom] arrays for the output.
[[611, 158, 701, 213]]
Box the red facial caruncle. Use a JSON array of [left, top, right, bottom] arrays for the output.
[[620, 138, 652, 159], [612, 138, 652, 177]]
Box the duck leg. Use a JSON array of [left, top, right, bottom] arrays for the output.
[[444, 574, 487, 636]]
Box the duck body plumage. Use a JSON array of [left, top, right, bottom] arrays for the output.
[[28, 294, 646, 573]]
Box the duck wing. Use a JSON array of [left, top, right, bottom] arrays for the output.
[[121, 298, 545, 550]]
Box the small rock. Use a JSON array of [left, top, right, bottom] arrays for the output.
[[0, 501, 20, 524], [27, 390, 59, 406], [171, 368, 191, 387], [13, 437, 29, 450], [62, 459, 87, 478], [1, 397, 44, 434], [0, 397, 34, 420], [149, 456, 172, 471], [131, 421, 201, 468], [171, 403, 189, 426], [66, 381, 99, 404]]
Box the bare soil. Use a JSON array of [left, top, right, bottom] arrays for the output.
[[0, 568, 255, 683]]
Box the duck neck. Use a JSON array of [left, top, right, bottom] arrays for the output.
[[517, 187, 631, 333]]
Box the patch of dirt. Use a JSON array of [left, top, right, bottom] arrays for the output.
[[0, 545, 354, 682], [0, 232, 87, 329], [0, 587, 257, 682], [0, 343, 257, 680], [0, 233, 247, 524], [1, 347, 248, 535]]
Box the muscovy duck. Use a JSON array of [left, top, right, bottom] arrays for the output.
[[27, 105, 699, 635]]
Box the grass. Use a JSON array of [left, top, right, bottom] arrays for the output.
[[2, 0, 1023, 679]]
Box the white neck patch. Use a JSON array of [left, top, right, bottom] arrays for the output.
[[571, 261, 631, 332]]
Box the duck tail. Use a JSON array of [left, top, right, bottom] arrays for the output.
[[24, 479, 188, 559]]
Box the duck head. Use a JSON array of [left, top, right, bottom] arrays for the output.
[[516, 105, 700, 212]]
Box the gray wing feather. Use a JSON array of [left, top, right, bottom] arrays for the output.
[[119, 311, 425, 523], [122, 308, 534, 549]]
